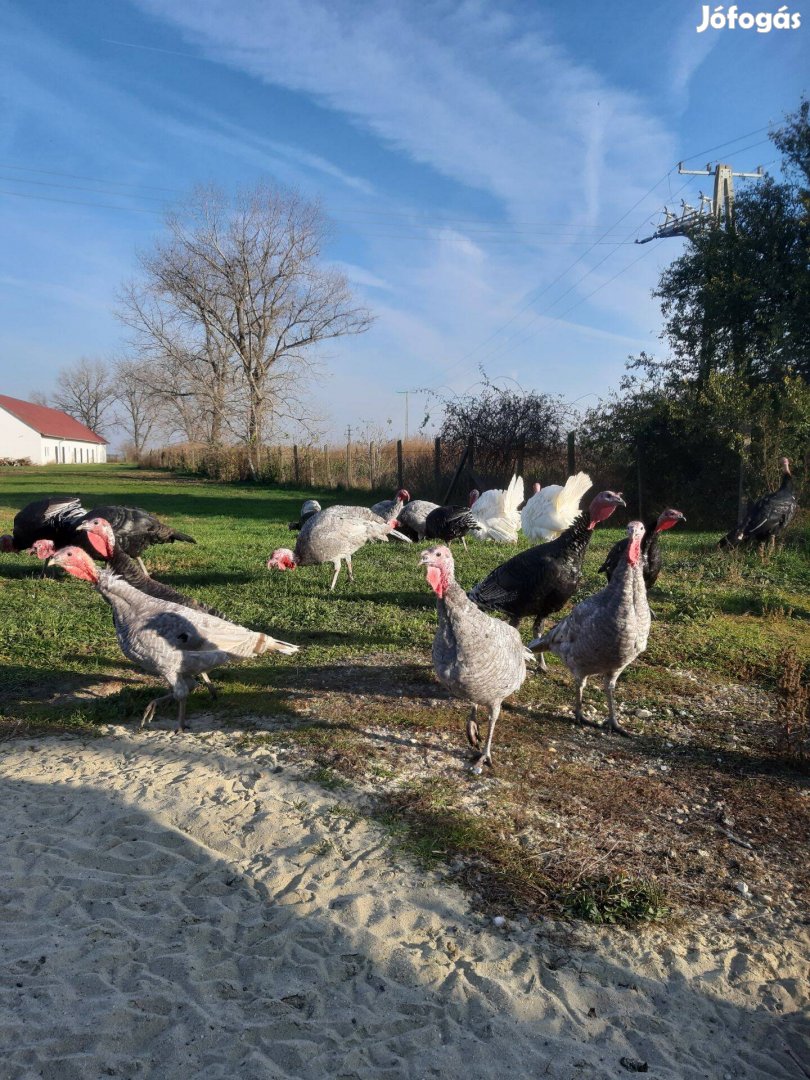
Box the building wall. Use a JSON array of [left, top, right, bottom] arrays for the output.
[[40, 439, 107, 465], [0, 407, 42, 461], [0, 407, 107, 464]]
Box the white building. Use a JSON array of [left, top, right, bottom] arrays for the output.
[[0, 395, 107, 465]]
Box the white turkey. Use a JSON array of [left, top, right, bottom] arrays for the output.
[[529, 521, 650, 736], [468, 475, 524, 543], [520, 472, 592, 541], [422, 545, 533, 773], [48, 545, 299, 732]]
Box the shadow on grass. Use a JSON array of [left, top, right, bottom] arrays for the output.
[[336, 590, 432, 610]]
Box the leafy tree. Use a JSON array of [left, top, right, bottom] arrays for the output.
[[647, 98, 810, 388]]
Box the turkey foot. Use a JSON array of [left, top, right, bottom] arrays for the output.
[[141, 693, 174, 728]]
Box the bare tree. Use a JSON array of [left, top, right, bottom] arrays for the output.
[[111, 359, 168, 456], [46, 358, 117, 435], [120, 183, 373, 475]]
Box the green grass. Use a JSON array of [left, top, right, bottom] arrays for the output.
[[1, 463, 808, 923]]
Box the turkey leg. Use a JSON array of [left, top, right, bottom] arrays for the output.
[[604, 678, 632, 737], [471, 702, 500, 774]]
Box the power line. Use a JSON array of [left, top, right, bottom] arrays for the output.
[[0, 173, 172, 203], [0, 162, 180, 193], [420, 168, 677, 390], [0, 188, 164, 214], [422, 124, 779, 390], [436, 173, 699, 382]]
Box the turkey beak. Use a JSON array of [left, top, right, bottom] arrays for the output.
[[677, 512, 686, 522], [75, 521, 90, 532], [418, 551, 431, 566], [615, 494, 626, 508]]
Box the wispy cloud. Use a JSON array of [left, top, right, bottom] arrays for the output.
[[133, 0, 674, 227]]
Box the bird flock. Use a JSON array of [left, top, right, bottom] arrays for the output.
[[1, 457, 798, 772]]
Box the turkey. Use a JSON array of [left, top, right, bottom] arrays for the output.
[[468, 475, 524, 542], [521, 472, 592, 541], [598, 508, 685, 590], [267, 506, 410, 591], [48, 545, 299, 732], [468, 491, 625, 671], [720, 457, 798, 553], [396, 498, 440, 541], [0, 495, 196, 565], [1, 496, 89, 554], [87, 503, 196, 562], [529, 521, 651, 737], [288, 499, 321, 531], [36, 518, 225, 699], [425, 504, 482, 549], [421, 545, 533, 773], [371, 488, 410, 520], [320, 499, 412, 543], [33, 523, 222, 617], [75, 518, 223, 615]]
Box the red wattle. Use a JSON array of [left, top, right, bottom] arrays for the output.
[[426, 565, 445, 597], [87, 531, 108, 557]]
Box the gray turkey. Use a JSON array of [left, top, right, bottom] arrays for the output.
[[267, 505, 410, 591], [422, 545, 533, 773], [370, 488, 410, 520], [48, 545, 299, 732], [598, 508, 685, 590], [720, 457, 798, 553], [529, 521, 651, 737], [395, 498, 440, 540]]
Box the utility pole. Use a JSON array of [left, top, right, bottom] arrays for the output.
[[636, 160, 763, 243], [396, 390, 410, 442]]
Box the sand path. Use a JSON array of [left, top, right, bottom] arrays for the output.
[[0, 727, 807, 1079]]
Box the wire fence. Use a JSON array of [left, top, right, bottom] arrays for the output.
[[139, 435, 807, 532]]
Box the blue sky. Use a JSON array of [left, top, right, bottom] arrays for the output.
[[0, 0, 805, 446]]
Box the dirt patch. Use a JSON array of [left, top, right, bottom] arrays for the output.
[[235, 654, 810, 927]]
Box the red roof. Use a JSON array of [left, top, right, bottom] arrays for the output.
[[0, 395, 107, 444]]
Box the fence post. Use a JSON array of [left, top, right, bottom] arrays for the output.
[[396, 439, 404, 489], [323, 444, 331, 487], [636, 439, 644, 521], [307, 446, 314, 487], [516, 436, 525, 479], [434, 436, 442, 492], [346, 436, 352, 488], [567, 431, 576, 475], [293, 444, 300, 486], [368, 441, 375, 490], [443, 443, 471, 505]]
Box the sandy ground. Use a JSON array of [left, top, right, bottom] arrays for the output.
[[0, 725, 807, 1080]]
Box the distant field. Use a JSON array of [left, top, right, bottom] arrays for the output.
[[1, 463, 807, 923]]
